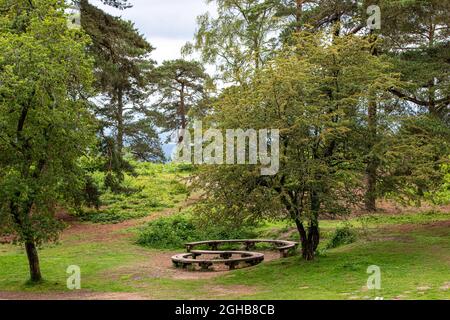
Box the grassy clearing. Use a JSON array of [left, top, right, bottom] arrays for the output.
[[1, 164, 448, 299], [0, 210, 448, 299]]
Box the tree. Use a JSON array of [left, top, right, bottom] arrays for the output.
[[0, 0, 95, 282], [361, 1, 449, 209], [74, 0, 132, 9], [380, 0, 450, 121], [187, 0, 392, 212], [183, 0, 282, 83], [363, 0, 449, 208], [98, 0, 131, 9], [379, 115, 450, 205], [150, 59, 212, 143], [275, 1, 383, 211], [274, 0, 369, 38], [192, 32, 399, 260], [80, 1, 164, 190], [276, 0, 450, 210]]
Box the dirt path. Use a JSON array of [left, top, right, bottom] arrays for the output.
[[0, 291, 151, 300], [61, 198, 198, 244]]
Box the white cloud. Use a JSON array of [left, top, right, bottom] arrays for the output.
[[150, 37, 189, 63], [90, 0, 216, 63]]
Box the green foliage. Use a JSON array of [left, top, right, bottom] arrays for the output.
[[192, 31, 400, 259], [72, 162, 190, 223], [431, 163, 450, 205], [136, 215, 197, 248], [150, 59, 212, 140], [73, 175, 102, 210], [137, 213, 257, 249], [81, 0, 164, 181], [97, 0, 132, 9], [325, 225, 357, 250], [380, 116, 450, 205], [183, 0, 282, 82], [0, 0, 95, 245]]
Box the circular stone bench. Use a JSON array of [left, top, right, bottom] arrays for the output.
[[185, 239, 298, 258], [171, 250, 265, 271], [172, 239, 298, 272]]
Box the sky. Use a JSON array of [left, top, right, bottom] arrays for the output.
[[91, 0, 216, 64]]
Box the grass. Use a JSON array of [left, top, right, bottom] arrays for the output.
[[0, 209, 448, 299], [73, 163, 191, 223], [0, 241, 142, 293], [217, 226, 450, 300]]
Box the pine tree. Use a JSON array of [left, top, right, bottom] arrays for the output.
[[80, 1, 164, 190], [150, 60, 212, 143]]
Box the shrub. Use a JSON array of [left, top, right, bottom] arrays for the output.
[[136, 214, 257, 249], [326, 225, 357, 249], [432, 163, 450, 205], [169, 181, 188, 195]]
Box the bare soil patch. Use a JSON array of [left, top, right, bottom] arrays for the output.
[[205, 285, 258, 298], [385, 220, 450, 233], [104, 250, 282, 282], [0, 291, 150, 300]]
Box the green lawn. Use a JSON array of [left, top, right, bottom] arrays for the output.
[[0, 211, 448, 300], [218, 224, 450, 300]]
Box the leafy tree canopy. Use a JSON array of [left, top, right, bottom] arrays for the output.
[[0, 0, 95, 281], [193, 32, 400, 260]]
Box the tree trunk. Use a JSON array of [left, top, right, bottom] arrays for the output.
[[301, 241, 315, 260], [178, 84, 186, 143], [365, 160, 377, 211], [294, 218, 318, 261], [11, 199, 43, 283], [365, 34, 379, 212], [308, 191, 320, 255], [116, 88, 124, 155], [25, 241, 42, 283], [365, 97, 378, 212], [309, 224, 320, 252], [295, 0, 303, 32]]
